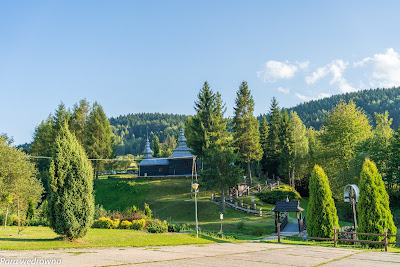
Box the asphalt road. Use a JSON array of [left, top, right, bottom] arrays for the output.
[[1, 242, 399, 266]]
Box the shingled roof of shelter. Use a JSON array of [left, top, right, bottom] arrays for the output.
[[272, 201, 304, 212]]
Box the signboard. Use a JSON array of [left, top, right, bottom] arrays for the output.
[[251, 196, 255, 202], [220, 213, 223, 220]]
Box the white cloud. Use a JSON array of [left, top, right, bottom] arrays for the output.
[[257, 60, 309, 82], [277, 86, 290, 94], [305, 59, 356, 93], [354, 48, 400, 87], [295, 92, 331, 102], [305, 66, 329, 84]]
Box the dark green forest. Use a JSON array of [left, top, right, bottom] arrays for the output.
[[109, 113, 188, 156], [287, 87, 400, 129]]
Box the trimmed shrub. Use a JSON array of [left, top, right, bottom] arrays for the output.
[[256, 185, 301, 204], [358, 159, 397, 247], [307, 165, 339, 238], [168, 223, 181, 233], [130, 219, 146, 230], [92, 217, 113, 229], [47, 123, 94, 240], [147, 219, 168, 233], [120, 220, 132, 229]]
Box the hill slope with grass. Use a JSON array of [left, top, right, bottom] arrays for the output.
[[94, 177, 275, 238]]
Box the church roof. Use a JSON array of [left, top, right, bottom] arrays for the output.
[[272, 201, 304, 212], [143, 135, 153, 159], [138, 158, 169, 166], [169, 128, 193, 158]]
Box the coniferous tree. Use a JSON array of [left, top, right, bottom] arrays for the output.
[[70, 99, 90, 145], [201, 92, 242, 211], [186, 81, 215, 160], [307, 165, 339, 238], [259, 115, 269, 175], [357, 159, 396, 247], [265, 97, 281, 178], [152, 135, 161, 157], [48, 123, 94, 240], [233, 81, 263, 185], [84, 102, 115, 178], [278, 109, 294, 185]]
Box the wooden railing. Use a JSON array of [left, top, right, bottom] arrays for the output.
[[212, 196, 264, 216], [276, 224, 400, 252]]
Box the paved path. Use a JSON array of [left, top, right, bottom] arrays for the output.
[[1, 242, 399, 266]]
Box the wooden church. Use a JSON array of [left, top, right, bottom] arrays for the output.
[[138, 128, 194, 176]]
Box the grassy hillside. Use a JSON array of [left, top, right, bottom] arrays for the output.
[[94, 177, 276, 238]]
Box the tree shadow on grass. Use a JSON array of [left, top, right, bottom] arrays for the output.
[[197, 233, 232, 243], [0, 236, 64, 242]]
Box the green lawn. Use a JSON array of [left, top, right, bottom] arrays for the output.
[[0, 226, 217, 250], [94, 177, 276, 239]]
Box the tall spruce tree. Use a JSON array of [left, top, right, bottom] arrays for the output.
[[48, 123, 94, 240], [233, 81, 263, 185], [186, 81, 215, 160], [201, 92, 242, 211], [307, 165, 339, 238], [357, 159, 396, 247], [84, 102, 115, 178], [265, 97, 281, 178], [278, 109, 294, 185]]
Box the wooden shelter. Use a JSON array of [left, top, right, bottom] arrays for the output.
[[272, 200, 304, 232]]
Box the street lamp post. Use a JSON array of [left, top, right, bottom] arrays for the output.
[[220, 213, 223, 238], [191, 183, 199, 238]]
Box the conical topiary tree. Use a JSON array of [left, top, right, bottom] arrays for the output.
[[357, 158, 396, 247], [307, 165, 339, 238], [48, 123, 94, 240]]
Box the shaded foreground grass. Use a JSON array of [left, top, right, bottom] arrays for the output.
[[0, 226, 215, 250]]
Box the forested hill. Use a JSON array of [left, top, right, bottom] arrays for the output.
[[287, 87, 400, 130], [109, 113, 188, 156]]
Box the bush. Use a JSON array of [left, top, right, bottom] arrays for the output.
[[0, 213, 12, 226], [120, 220, 132, 229], [256, 185, 301, 204], [147, 219, 168, 233], [11, 214, 19, 226], [112, 219, 120, 228], [92, 217, 114, 229], [130, 219, 146, 230], [144, 204, 152, 219], [94, 204, 108, 220], [168, 223, 181, 233]]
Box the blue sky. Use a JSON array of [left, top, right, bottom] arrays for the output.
[[2, 1, 400, 144]]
